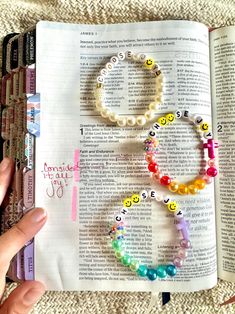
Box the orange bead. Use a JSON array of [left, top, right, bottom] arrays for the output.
[[188, 184, 198, 195], [168, 181, 179, 193], [194, 179, 206, 190], [178, 184, 188, 195]]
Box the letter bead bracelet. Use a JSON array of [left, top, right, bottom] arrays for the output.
[[108, 190, 190, 281], [144, 110, 219, 195], [95, 51, 164, 127]]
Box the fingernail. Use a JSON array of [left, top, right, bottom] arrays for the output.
[[30, 208, 47, 223], [0, 158, 12, 172], [24, 288, 44, 306]]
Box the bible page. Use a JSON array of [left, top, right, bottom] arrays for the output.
[[210, 26, 235, 282], [35, 20, 217, 291]]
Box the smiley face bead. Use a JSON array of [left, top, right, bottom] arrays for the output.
[[167, 201, 178, 212], [200, 122, 209, 131], [131, 194, 141, 204], [123, 198, 133, 208], [158, 116, 167, 126], [166, 113, 175, 123], [144, 58, 155, 69]]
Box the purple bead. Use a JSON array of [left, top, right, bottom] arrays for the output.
[[173, 256, 183, 268], [180, 239, 191, 249]]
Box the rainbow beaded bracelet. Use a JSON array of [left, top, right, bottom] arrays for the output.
[[144, 110, 219, 195], [109, 190, 191, 281], [95, 51, 164, 127]]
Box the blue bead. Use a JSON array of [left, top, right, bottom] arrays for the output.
[[137, 265, 148, 277], [156, 265, 167, 278], [147, 268, 158, 281], [117, 226, 124, 230], [166, 264, 177, 277]]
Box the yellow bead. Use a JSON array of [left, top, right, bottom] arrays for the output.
[[166, 113, 175, 123], [194, 179, 206, 190], [96, 83, 103, 89], [144, 58, 155, 69], [200, 122, 209, 131], [168, 181, 179, 193], [157, 116, 167, 126], [167, 201, 177, 212], [178, 184, 188, 195], [131, 194, 141, 204], [188, 184, 198, 195], [123, 198, 132, 208]]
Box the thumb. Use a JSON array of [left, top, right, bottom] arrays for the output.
[[0, 281, 45, 313]]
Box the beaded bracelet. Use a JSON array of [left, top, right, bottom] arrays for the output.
[[95, 51, 164, 127], [109, 190, 190, 281], [144, 110, 219, 195]]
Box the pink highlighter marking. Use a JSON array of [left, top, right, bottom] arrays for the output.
[[74, 149, 80, 182], [71, 186, 77, 222]]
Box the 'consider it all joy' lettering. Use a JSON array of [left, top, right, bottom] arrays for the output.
[[42, 162, 79, 198]]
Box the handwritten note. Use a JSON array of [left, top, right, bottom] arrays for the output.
[[41, 162, 79, 198]]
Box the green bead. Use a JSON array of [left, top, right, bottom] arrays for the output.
[[156, 265, 167, 278], [115, 249, 125, 259], [130, 260, 140, 272], [121, 254, 132, 266], [137, 264, 148, 277], [112, 240, 123, 250]]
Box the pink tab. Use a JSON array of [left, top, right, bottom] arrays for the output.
[[25, 65, 35, 95], [71, 186, 77, 222], [23, 169, 34, 209]]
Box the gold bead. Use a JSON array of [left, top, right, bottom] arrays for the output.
[[149, 102, 158, 111], [168, 181, 179, 193], [188, 184, 198, 195], [178, 184, 188, 195], [96, 83, 103, 89], [194, 179, 206, 190]]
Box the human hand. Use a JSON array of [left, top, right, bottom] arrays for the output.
[[0, 158, 47, 313]]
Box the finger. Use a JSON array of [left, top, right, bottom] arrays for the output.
[[0, 208, 47, 267], [0, 280, 45, 313], [0, 158, 14, 205]]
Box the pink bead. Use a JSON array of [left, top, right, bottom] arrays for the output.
[[202, 174, 212, 184], [208, 159, 216, 167], [180, 239, 191, 249], [173, 257, 183, 268], [178, 248, 188, 259], [145, 154, 156, 163], [206, 167, 218, 177]]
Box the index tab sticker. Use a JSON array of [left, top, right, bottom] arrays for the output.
[[27, 93, 40, 137], [25, 64, 35, 96], [25, 133, 35, 169], [23, 168, 34, 209]]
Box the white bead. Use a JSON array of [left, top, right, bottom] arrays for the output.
[[149, 102, 158, 111], [117, 117, 127, 127], [163, 195, 171, 204], [110, 56, 119, 64], [117, 51, 125, 60], [109, 112, 119, 122], [140, 190, 148, 200], [126, 116, 136, 126], [115, 214, 124, 222], [149, 190, 157, 199], [106, 62, 113, 71], [174, 210, 184, 219], [144, 110, 155, 120], [148, 130, 157, 138], [194, 116, 203, 125], [132, 54, 139, 61], [138, 53, 147, 62], [97, 76, 104, 83], [155, 93, 163, 103], [100, 108, 111, 118], [175, 110, 182, 119], [152, 122, 161, 131], [100, 68, 108, 76], [125, 50, 133, 59], [136, 116, 146, 126], [120, 208, 128, 215], [94, 89, 103, 99], [95, 101, 106, 111], [183, 110, 190, 118], [155, 194, 163, 202], [203, 131, 213, 139]]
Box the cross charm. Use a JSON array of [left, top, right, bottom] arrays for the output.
[[176, 218, 190, 241], [203, 139, 219, 159]]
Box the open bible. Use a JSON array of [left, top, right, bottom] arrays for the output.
[[0, 20, 234, 292]]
